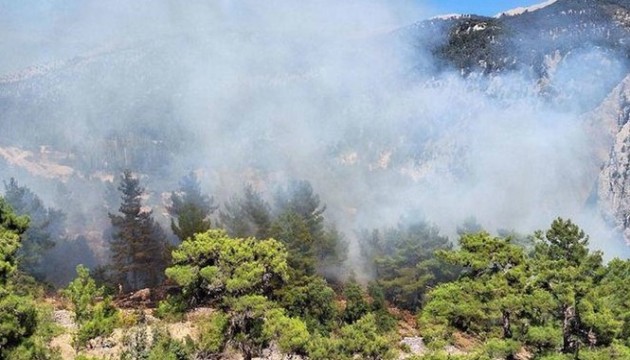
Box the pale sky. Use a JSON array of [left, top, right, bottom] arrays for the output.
[[425, 0, 552, 17]]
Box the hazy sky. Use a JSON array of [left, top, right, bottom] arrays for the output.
[[427, 0, 552, 16]]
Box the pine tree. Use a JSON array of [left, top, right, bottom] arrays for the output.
[[109, 170, 168, 291], [0, 197, 40, 358], [361, 220, 455, 311], [165, 229, 289, 306], [532, 218, 606, 356], [0, 197, 29, 284], [3, 178, 63, 280], [269, 180, 347, 278], [419, 232, 529, 360], [168, 172, 218, 242], [220, 184, 272, 239]]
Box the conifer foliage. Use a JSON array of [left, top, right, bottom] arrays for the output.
[[167, 172, 218, 242], [165, 229, 289, 306], [3, 178, 63, 280], [109, 170, 168, 291], [419, 218, 630, 359], [0, 197, 39, 358], [221, 180, 348, 280]]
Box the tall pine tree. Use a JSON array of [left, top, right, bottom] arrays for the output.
[[220, 184, 272, 240], [532, 218, 606, 356], [109, 170, 168, 291], [167, 172, 217, 242], [269, 180, 347, 278]]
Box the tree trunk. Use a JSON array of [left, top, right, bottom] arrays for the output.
[[502, 310, 512, 339], [503, 310, 516, 360], [562, 305, 576, 354]]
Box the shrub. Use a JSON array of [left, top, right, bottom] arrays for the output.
[[62, 265, 119, 348], [338, 313, 394, 360], [275, 276, 337, 334], [197, 311, 229, 355], [147, 326, 192, 360], [342, 280, 368, 324], [75, 299, 119, 347], [154, 295, 187, 322], [119, 324, 150, 360]]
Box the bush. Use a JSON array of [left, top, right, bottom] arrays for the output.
[[483, 338, 521, 359], [276, 276, 337, 334], [0, 292, 38, 350], [263, 308, 310, 355], [155, 295, 187, 322], [4, 336, 62, 360], [118, 310, 141, 328], [307, 313, 395, 360], [75, 299, 119, 347], [367, 282, 386, 311], [338, 313, 394, 360], [197, 311, 229, 355], [1, 295, 63, 360], [307, 334, 345, 360], [342, 280, 368, 324], [119, 324, 150, 360], [577, 341, 630, 360], [373, 309, 397, 333], [62, 265, 119, 348], [148, 326, 193, 360], [74, 355, 104, 360], [524, 325, 562, 353]]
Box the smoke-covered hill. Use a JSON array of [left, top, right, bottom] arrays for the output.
[[1, 0, 630, 259], [410, 0, 630, 243]]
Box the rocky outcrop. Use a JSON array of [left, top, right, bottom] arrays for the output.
[[399, 337, 427, 358], [595, 75, 630, 242]]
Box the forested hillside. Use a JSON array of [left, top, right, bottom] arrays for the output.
[[2, 0, 630, 359], [0, 171, 629, 359]]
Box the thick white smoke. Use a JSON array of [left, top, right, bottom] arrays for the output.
[[1, 0, 629, 262]]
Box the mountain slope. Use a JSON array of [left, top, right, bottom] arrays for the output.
[[2, 0, 630, 248]]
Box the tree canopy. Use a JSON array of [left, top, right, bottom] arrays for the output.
[[109, 169, 169, 291], [0, 196, 40, 358], [168, 172, 218, 242], [3, 178, 64, 280], [165, 229, 289, 306], [419, 218, 628, 359]]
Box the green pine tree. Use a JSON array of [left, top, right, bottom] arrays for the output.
[[3, 178, 63, 280], [168, 172, 217, 242], [109, 170, 168, 291]]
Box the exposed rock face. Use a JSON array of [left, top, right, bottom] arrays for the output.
[[53, 310, 77, 330], [421, 0, 630, 76], [596, 76, 630, 242], [253, 343, 306, 360], [399, 336, 427, 358], [419, 0, 630, 244]]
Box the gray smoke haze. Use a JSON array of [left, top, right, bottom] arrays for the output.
[[1, 0, 629, 268]]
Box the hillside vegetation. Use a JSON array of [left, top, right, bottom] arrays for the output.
[[4, 1, 630, 359], [0, 172, 629, 360]]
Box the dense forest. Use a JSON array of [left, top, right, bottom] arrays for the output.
[[0, 170, 628, 360]]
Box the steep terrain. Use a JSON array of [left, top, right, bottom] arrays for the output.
[[424, 0, 630, 76], [2, 0, 630, 247], [399, 0, 630, 243], [416, 0, 630, 242]]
